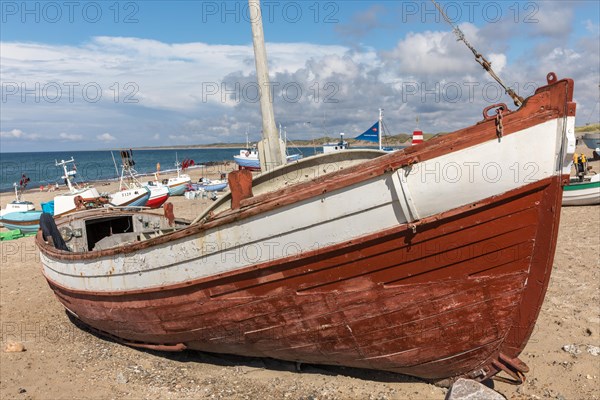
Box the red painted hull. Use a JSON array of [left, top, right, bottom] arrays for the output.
[[146, 193, 169, 209], [46, 174, 563, 382]]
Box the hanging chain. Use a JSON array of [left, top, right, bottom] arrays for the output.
[[430, 0, 524, 107], [495, 108, 504, 139]]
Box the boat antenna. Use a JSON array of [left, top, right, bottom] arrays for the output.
[[430, 0, 524, 107], [111, 151, 119, 181]]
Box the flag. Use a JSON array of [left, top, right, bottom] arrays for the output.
[[354, 122, 380, 143]]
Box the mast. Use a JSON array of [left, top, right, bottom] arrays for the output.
[[378, 108, 384, 151], [13, 183, 20, 202], [248, 0, 285, 171], [56, 158, 75, 192], [245, 125, 250, 149]]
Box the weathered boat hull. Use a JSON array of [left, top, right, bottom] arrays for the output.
[[45, 176, 562, 381], [38, 76, 576, 382]]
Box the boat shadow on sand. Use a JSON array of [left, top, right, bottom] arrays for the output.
[[65, 310, 426, 385]]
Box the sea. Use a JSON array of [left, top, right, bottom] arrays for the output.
[[0, 148, 320, 193]]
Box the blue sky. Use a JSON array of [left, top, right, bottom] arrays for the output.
[[1, 1, 599, 151]]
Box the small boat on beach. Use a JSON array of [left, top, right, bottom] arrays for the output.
[[1, 211, 43, 233], [0, 183, 42, 232], [145, 182, 170, 209], [190, 177, 228, 192], [160, 158, 192, 196], [1, 183, 36, 218], [108, 150, 150, 209], [562, 174, 600, 206], [234, 128, 303, 170], [41, 158, 105, 218], [36, 0, 578, 385]]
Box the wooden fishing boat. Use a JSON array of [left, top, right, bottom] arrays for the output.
[[37, 72, 576, 383], [35, 0, 577, 385]]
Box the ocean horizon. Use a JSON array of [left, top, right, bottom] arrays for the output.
[[0, 147, 315, 193]]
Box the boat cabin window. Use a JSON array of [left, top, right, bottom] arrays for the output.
[[86, 216, 134, 251]]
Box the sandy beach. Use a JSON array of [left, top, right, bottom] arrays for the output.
[[1, 150, 599, 400]]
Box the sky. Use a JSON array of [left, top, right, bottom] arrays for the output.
[[1, 0, 599, 152]]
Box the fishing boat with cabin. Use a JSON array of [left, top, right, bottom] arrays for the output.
[[41, 158, 105, 218], [36, 0, 577, 384], [108, 150, 151, 209]]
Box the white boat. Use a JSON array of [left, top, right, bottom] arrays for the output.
[[145, 183, 170, 209], [233, 146, 261, 170], [0, 183, 41, 231], [108, 150, 150, 208], [42, 158, 104, 218], [234, 127, 303, 170], [562, 174, 600, 206], [322, 133, 349, 153], [159, 156, 192, 196], [1, 183, 36, 218]]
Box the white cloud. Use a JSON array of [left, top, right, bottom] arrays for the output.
[[59, 132, 83, 141], [383, 24, 481, 77], [0, 37, 349, 112], [1, 19, 598, 152], [97, 133, 116, 142], [0, 128, 41, 140], [0, 128, 23, 138]]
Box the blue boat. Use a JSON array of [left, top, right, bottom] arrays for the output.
[[0, 210, 43, 233], [190, 179, 228, 192], [233, 149, 303, 170]]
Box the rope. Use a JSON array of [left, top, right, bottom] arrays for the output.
[[430, 0, 524, 107]]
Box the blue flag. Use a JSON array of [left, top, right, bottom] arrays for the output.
[[354, 122, 380, 143]]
